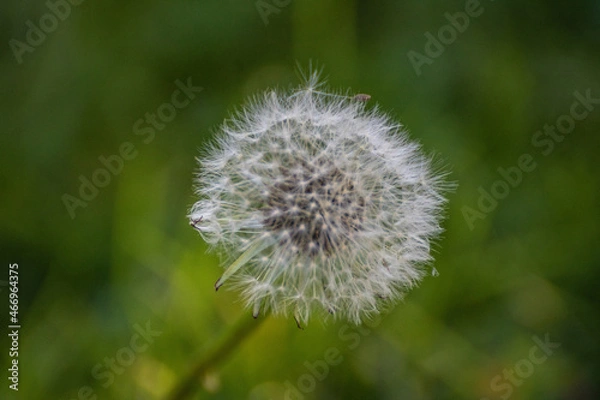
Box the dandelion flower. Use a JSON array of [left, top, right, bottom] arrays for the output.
[[189, 73, 449, 325]]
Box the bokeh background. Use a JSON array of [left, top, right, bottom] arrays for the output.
[[1, 0, 599, 399]]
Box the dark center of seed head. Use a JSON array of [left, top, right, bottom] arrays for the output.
[[263, 159, 366, 256]]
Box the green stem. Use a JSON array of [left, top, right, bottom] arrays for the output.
[[166, 314, 267, 400]]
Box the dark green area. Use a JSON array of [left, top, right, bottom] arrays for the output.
[[1, 0, 599, 399]]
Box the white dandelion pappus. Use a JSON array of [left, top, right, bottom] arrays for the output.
[[189, 73, 449, 326]]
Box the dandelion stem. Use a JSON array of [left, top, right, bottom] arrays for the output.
[[166, 314, 267, 400]]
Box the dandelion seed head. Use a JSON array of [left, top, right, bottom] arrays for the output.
[[189, 72, 450, 325]]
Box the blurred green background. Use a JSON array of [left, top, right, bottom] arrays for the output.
[[1, 0, 599, 399]]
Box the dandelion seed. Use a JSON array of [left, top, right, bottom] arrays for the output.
[[189, 71, 450, 325]]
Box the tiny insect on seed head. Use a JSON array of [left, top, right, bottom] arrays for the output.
[[353, 93, 371, 102], [189, 216, 203, 230]]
